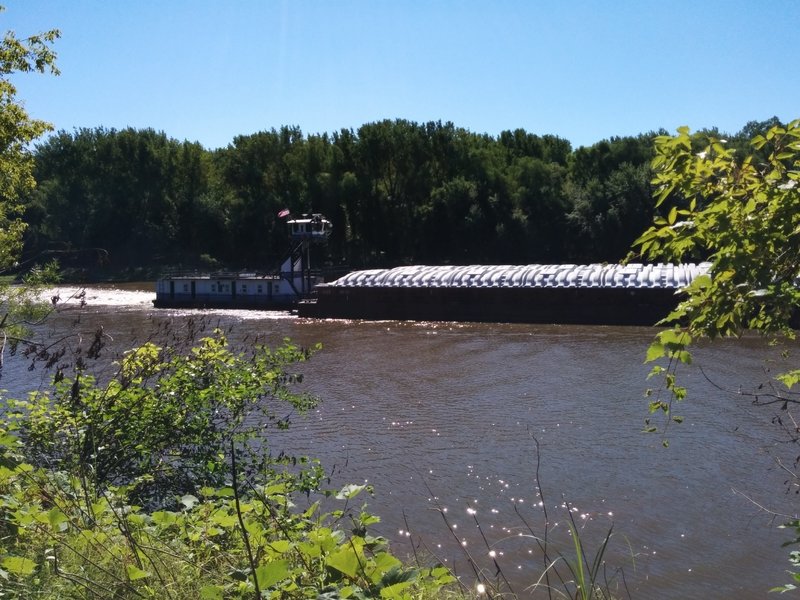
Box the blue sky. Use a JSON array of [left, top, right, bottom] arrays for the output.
[[4, 0, 798, 150]]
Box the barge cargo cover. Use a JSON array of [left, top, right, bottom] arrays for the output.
[[297, 263, 710, 325]]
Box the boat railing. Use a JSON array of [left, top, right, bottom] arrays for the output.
[[158, 269, 280, 280]]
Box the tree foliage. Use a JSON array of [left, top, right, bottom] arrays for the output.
[[25, 121, 675, 272], [635, 121, 800, 416], [0, 9, 58, 271], [9, 330, 319, 505], [27, 119, 779, 274], [0, 7, 64, 370], [633, 120, 800, 591]]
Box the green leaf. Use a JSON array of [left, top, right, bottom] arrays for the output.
[[266, 539, 292, 555], [380, 580, 415, 598], [658, 328, 690, 346], [2, 556, 36, 576], [655, 183, 674, 206], [126, 564, 150, 581], [777, 370, 800, 390], [373, 552, 402, 578], [255, 560, 290, 589], [336, 484, 366, 500], [151, 511, 178, 526], [427, 565, 456, 585], [645, 342, 664, 363], [685, 271, 711, 291], [0, 433, 18, 447], [210, 511, 237, 527], [327, 546, 361, 579], [47, 507, 69, 531], [200, 585, 224, 600]]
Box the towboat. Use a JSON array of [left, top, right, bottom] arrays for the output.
[[153, 214, 332, 309]]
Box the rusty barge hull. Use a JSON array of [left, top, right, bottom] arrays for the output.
[[299, 285, 685, 325]]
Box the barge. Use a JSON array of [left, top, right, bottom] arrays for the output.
[[297, 262, 710, 326], [154, 214, 332, 309]]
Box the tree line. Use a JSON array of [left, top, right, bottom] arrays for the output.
[[22, 117, 784, 274]]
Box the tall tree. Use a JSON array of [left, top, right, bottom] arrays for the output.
[[30, 127, 192, 267], [0, 8, 59, 269], [215, 127, 305, 266], [0, 7, 61, 359], [565, 134, 658, 261]]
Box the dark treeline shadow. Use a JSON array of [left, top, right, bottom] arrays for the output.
[[22, 117, 784, 276]]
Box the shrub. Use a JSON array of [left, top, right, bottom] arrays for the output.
[[0, 332, 455, 598]]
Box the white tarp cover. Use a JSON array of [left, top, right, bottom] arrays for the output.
[[327, 263, 711, 290]]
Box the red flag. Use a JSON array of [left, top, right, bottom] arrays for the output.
[[277, 208, 290, 218]]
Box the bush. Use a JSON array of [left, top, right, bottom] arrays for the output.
[[0, 332, 455, 598]]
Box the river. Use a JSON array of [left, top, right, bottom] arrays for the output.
[[5, 283, 798, 599]]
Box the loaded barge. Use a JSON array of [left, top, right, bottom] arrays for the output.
[[297, 262, 710, 326]]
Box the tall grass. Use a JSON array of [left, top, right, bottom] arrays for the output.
[[412, 433, 631, 600]]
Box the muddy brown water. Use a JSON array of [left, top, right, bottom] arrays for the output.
[[5, 283, 798, 598]]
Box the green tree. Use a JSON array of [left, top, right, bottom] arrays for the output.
[[565, 134, 657, 261], [635, 121, 799, 386], [29, 127, 222, 269], [567, 161, 653, 261], [215, 127, 305, 265], [633, 120, 800, 590], [506, 155, 569, 261], [0, 8, 63, 362], [0, 8, 59, 270]]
